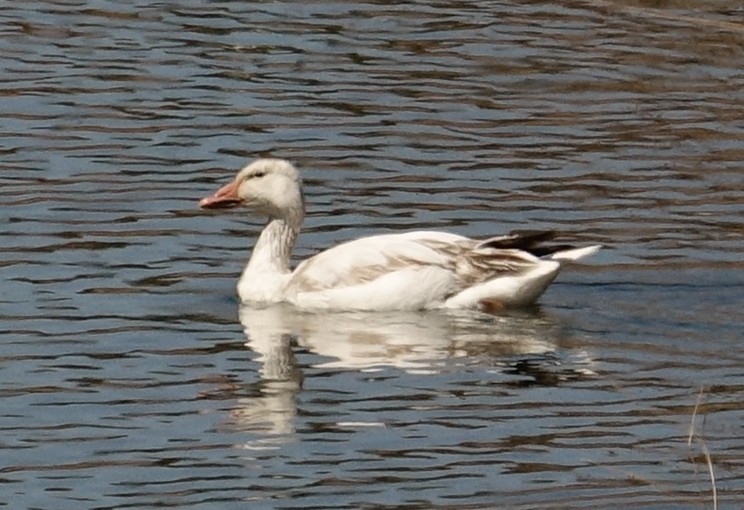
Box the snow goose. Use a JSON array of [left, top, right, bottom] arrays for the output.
[[199, 158, 600, 311]]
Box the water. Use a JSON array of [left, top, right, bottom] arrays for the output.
[[1, 1, 743, 508]]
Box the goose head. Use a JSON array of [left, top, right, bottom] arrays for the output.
[[199, 158, 305, 221]]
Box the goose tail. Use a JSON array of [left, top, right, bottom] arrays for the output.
[[547, 244, 602, 262]]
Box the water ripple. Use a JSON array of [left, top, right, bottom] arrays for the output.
[[1, 0, 742, 508]]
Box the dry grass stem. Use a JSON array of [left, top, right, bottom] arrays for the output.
[[687, 386, 704, 446], [701, 441, 717, 510], [687, 386, 717, 510]]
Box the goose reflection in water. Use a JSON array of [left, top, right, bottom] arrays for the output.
[[227, 305, 595, 446]]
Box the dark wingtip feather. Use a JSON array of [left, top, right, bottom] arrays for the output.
[[478, 230, 582, 258], [479, 230, 556, 250]]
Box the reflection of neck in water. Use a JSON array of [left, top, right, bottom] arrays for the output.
[[228, 311, 304, 444], [231, 305, 595, 444]]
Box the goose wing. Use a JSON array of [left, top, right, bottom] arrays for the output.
[[284, 231, 543, 310], [288, 231, 469, 293]]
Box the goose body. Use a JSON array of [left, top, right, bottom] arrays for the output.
[[200, 159, 600, 311]]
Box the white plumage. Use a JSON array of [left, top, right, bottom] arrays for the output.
[[199, 158, 600, 311]]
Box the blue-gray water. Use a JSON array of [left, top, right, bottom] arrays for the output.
[[2, 1, 743, 509]]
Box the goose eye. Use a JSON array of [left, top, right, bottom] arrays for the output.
[[252, 171, 267, 179]]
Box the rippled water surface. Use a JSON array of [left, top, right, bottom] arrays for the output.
[[2, 1, 743, 508]]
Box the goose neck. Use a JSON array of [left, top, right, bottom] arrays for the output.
[[249, 218, 298, 274]]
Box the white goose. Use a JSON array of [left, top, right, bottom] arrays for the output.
[[199, 158, 600, 311]]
